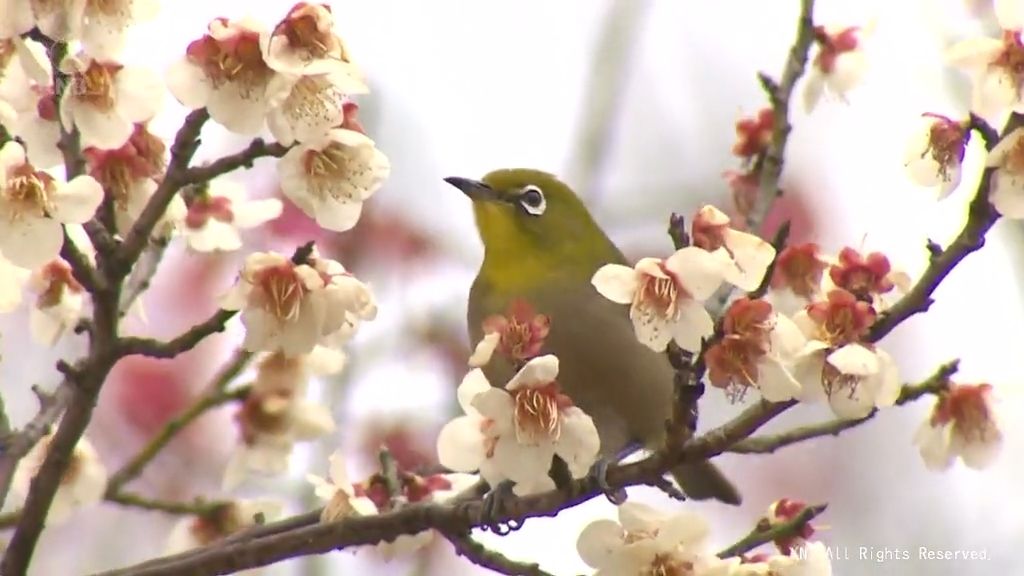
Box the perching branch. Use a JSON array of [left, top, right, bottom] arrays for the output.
[[868, 113, 1017, 342], [729, 361, 958, 454], [442, 530, 557, 576], [183, 138, 290, 184], [717, 503, 827, 559], [118, 309, 237, 359], [746, 0, 816, 231]]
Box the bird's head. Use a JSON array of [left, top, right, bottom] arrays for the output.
[[444, 169, 621, 280]]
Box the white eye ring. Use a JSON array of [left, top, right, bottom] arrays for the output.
[[519, 185, 546, 216]]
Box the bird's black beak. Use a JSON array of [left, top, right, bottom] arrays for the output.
[[444, 176, 502, 202]]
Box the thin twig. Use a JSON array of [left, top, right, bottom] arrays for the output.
[[105, 492, 229, 516], [717, 503, 827, 558], [443, 530, 556, 576], [105, 386, 250, 496], [729, 361, 958, 454], [118, 235, 170, 317], [0, 384, 74, 511], [183, 138, 289, 184], [118, 309, 237, 359], [745, 0, 817, 231]]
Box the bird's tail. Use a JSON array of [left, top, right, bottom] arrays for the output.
[[671, 460, 742, 505]]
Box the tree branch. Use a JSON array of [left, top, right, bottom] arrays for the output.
[[868, 113, 1020, 342], [105, 492, 228, 516], [729, 361, 958, 454], [442, 530, 557, 576], [116, 109, 209, 275], [183, 138, 289, 184], [0, 385, 73, 511], [118, 309, 237, 359], [118, 235, 170, 317], [745, 0, 816, 231], [717, 503, 827, 558]]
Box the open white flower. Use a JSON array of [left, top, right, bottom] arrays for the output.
[[262, 2, 367, 81], [914, 383, 1002, 471], [0, 141, 103, 269], [168, 17, 287, 135], [577, 502, 731, 576], [1, 38, 61, 168], [795, 342, 900, 420], [223, 352, 335, 489], [804, 24, 870, 112], [948, 2, 1024, 119], [184, 179, 282, 252], [24, 0, 158, 59], [266, 71, 366, 146], [221, 251, 339, 357], [691, 205, 775, 291], [0, 251, 29, 312], [437, 356, 600, 496], [60, 54, 163, 150], [12, 433, 107, 525], [278, 128, 390, 232], [903, 114, 968, 200], [166, 499, 283, 560], [307, 450, 378, 523], [28, 258, 86, 346], [985, 126, 1024, 218], [592, 247, 725, 352]]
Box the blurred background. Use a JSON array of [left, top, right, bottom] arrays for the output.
[[1, 0, 1022, 574]]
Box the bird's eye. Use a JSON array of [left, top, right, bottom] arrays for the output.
[[519, 185, 546, 216]]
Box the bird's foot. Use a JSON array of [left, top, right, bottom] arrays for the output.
[[479, 480, 523, 535], [588, 457, 627, 505]]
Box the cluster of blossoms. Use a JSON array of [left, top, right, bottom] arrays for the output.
[[167, 4, 390, 232], [576, 501, 833, 576], [306, 450, 476, 558]]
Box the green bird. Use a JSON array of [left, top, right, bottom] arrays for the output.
[[445, 168, 741, 505]]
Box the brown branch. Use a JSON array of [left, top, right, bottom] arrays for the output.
[[118, 309, 237, 359], [118, 235, 170, 317], [729, 360, 958, 454], [60, 226, 103, 293], [106, 492, 228, 516], [443, 530, 557, 576], [105, 385, 249, 496], [868, 113, 1019, 342], [116, 108, 209, 275], [717, 503, 827, 558], [92, 399, 795, 576], [746, 0, 817, 231], [0, 385, 73, 511], [183, 138, 289, 184]]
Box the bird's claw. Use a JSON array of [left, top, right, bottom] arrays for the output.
[[588, 458, 627, 505], [480, 480, 523, 535]]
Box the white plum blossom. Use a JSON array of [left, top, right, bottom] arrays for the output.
[[705, 298, 805, 403], [262, 2, 367, 81], [903, 114, 969, 199], [0, 0, 33, 39], [19, 0, 158, 59], [0, 251, 29, 312], [914, 383, 1003, 471], [306, 450, 379, 523], [168, 17, 288, 135], [804, 24, 870, 112], [0, 38, 61, 168], [219, 251, 365, 357], [28, 258, 86, 346], [183, 179, 282, 252], [223, 352, 335, 489], [985, 126, 1024, 218], [12, 433, 107, 525], [60, 54, 163, 150], [691, 204, 776, 291], [592, 247, 725, 352], [266, 72, 366, 146], [166, 499, 283, 564], [576, 502, 734, 576], [278, 128, 390, 231], [948, 2, 1024, 119], [437, 356, 600, 496], [0, 141, 103, 269]]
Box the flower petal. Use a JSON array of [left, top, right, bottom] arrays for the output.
[[591, 264, 639, 304], [554, 407, 600, 478], [436, 415, 486, 472], [663, 247, 725, 301], [51, 175, 104, 223], [576, 519, 624, 569], [669, 301, 714, 353], [457, 369, 491, 414], [505, 355, 559, 391]]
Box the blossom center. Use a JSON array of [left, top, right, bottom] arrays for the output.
[[187, 27, 271, 90], [86, 0, 125, 16], [251, 263, 308, 322], [512, 382, 567, 444], [924, 116, 966, 179], [236, 389, 293, 443], [303, 144, 358, 200], [933, 384, 996, 443], [277, 8, 339, 61], [814, 26, 860, 73], [636, 266, 689, 320], [646, 554, 695, 576], [994, 31, 1024, 85], [4, 164, 55, 218], [72, 61, 121, 110], [186, 195, 235, 229], [37, 260, 84, 308]]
